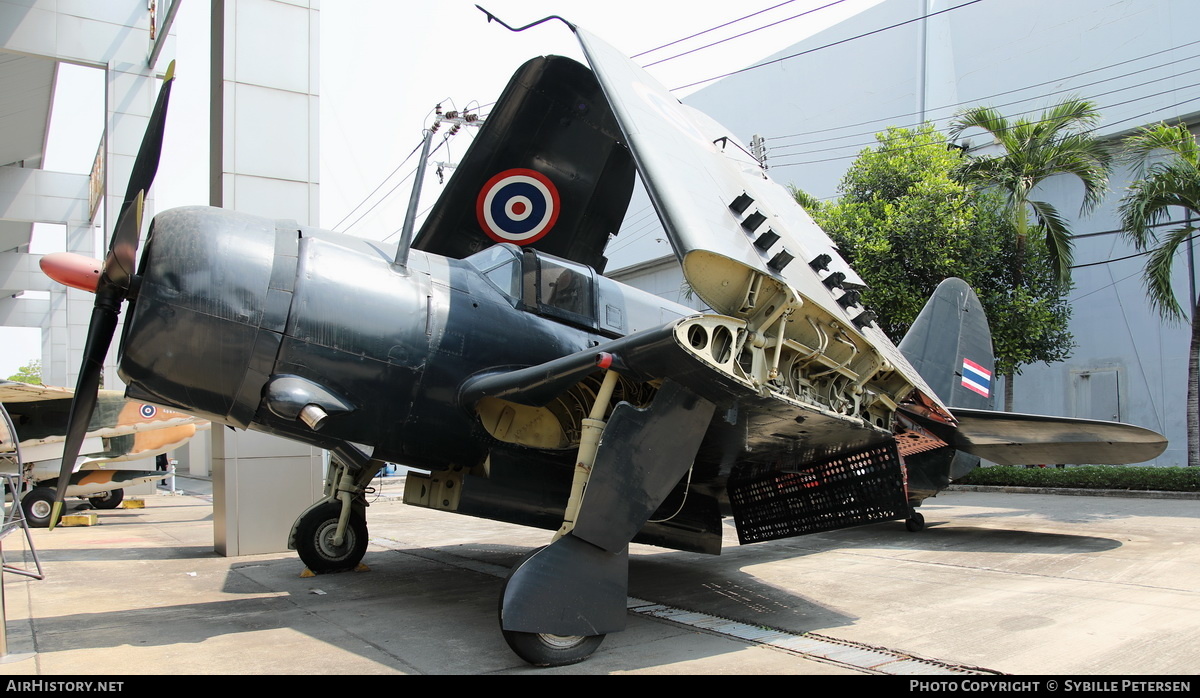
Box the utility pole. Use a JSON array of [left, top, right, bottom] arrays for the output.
[[750, 134, 768, 169]]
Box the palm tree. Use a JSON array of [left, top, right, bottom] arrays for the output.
[[1118, 122, 1200, 467], [949, 98, 1112, 409]]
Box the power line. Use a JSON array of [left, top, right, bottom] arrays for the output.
[[643, 0, 849, 68], [342, 133, 453, 235], [766, 38, 1200, 144], [632, 0, 804, 58], [769, 93, 1200, 169], [768, 55, 1200, 155], [331, 135, 427, 232], [335, 100, 485, 234], [671, 0, 986, 92], [770, 71, 1200, 161]]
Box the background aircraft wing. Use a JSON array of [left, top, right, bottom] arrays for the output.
[[0, 380, 75, 403]]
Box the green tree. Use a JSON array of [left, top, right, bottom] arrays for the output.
[[1118, 122, 1200, 466], [8, 359, 42, 385], [949, 98, 1112, 282], [795, 124, 1073, 383], [948, 98, 1110, 408]]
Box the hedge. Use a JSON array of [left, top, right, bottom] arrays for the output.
[[955, 465, 1200, 492]]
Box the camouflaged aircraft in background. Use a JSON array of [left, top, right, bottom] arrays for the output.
[[0, 380, 206, 526]]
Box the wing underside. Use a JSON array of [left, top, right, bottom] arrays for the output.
[[569, 26, 945, 423]]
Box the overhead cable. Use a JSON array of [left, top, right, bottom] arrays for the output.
[[632, 0, 804, 58], [767, 38, 1200, 144], [671, 0, 986, 92], [643, 0, 849, 68]]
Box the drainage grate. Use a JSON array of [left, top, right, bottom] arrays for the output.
[[628, 597, 1002, 675]]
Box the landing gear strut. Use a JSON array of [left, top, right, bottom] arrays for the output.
[[289, 447, 376, 573], [905, 509, 925, 532]]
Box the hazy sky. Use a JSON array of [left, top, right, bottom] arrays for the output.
[[3, 0, 880, 380]]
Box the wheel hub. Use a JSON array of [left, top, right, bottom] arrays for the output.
[[315, 520, 355, 561], [538, 633, 586, 649], [29, 499, 51, 519]]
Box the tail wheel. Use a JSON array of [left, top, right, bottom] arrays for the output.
[[498, 546, 605, 666], [89, 488, 125, 510], [906, 511, 926, 532], [294, 500, 368, 573]]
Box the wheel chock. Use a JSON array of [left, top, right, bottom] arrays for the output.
[[60, 512, 99, 526]]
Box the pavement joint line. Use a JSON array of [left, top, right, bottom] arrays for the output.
[[369, 537, 1001, 676]]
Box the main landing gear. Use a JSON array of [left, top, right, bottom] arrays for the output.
[[498, 546, 605, 666], [289, 449, 376, 574], [20, 485, 127, 527], [293, 499, 368, 573], [497, 378, 715, 667], [89, 488, 125, 509], [20, 486, 56, 528]]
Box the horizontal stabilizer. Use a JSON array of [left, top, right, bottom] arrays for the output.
[[949, 408, 1167, 465]]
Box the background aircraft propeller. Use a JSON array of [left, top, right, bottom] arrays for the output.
[[46, 61, 175, 529]]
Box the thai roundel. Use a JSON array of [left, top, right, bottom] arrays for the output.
[[475, 168, 561, 245], [140, 404, 158, 419]]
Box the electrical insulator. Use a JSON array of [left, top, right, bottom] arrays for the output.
[[435, 103, 442, 116], [449, 124, 461, 135], [465, 113, 478, 122], [446, 110, 459, 120]]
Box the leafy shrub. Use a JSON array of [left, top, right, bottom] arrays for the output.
[[956, 465, 1200, 492]]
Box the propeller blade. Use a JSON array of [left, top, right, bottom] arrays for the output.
[[116, 60, 175, 231], [48, 293, 121, 529], [47, 61, 175, 528], [107, 61, 175, 286], [103, 191, 143, 289]]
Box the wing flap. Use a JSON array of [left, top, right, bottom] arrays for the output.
[[949, 407, 1167, 465]]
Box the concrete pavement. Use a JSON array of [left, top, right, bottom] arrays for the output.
[[1, 479, 1197, 675]]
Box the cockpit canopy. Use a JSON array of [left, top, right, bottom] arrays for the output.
[[466, 244, 692, 338]]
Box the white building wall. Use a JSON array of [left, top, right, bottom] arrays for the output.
[[0, 0, 175, 387]]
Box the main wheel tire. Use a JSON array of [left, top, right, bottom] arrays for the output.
[[21, 486, 56, 528], [501, 630, 605, 667], [293, 500, 368, 574], [906, 511, 926, 532], [89, 488, 124, 510], [498, 546, 605, 667]]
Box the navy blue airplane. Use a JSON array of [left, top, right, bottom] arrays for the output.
[[40, 16, 1164, 667]]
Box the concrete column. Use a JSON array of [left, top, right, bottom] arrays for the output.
[[209, 0, 322, 556]]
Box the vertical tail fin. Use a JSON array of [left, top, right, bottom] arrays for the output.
[[899, 278, 995, 411], [898, 278, 995, 497]]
